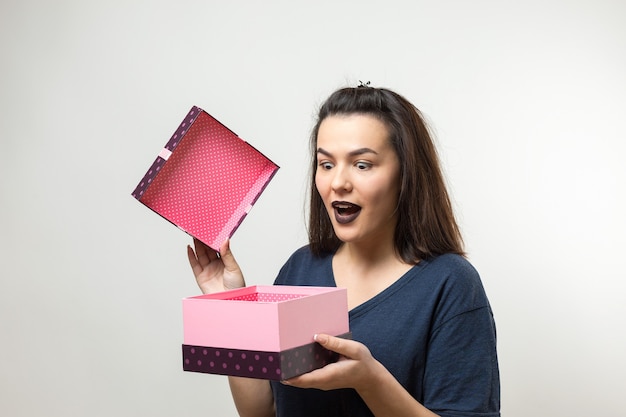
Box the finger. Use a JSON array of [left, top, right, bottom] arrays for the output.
[[219, 239, 240, 274], [314, 334, 362, 359], [187, 244, 205, 277], [281, 360, 345, 389], [194, 238, 217, 266]]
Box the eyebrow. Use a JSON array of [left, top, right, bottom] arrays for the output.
[[316, 147, 379, 157]]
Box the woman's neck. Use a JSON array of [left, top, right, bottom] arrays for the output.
[[335, 238, 401, 269], [332, 241, 414, 310]]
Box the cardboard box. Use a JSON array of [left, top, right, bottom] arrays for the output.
[[132, 106, 279, 250], [182, 285, 350, 380]]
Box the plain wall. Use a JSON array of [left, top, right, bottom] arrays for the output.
[[1, 0, 625, 416]]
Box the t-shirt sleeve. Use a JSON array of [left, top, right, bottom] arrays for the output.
[[272, 246, 304, 286], [420, 260, 500, 417], [272, 246, 335, 287]]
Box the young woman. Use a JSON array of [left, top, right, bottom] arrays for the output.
[[188, 86, 500, 417]]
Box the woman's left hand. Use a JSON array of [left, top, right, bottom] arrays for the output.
[[281, 334, 382, 392], [284, 334, 439, 417]]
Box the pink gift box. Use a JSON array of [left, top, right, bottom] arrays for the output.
[[132, 106, 279, 251], [182, 285, 350, 380]]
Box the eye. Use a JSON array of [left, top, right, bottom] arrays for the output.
[[355, 161, 372, 170], [318, 161, 334, 170]]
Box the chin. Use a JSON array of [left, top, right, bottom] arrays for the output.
[[332, 230, 360, 244]]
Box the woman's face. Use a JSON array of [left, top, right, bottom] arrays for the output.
[[315, 114, 401, 247]]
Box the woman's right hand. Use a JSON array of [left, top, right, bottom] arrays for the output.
[[187, 238, 245, 294]]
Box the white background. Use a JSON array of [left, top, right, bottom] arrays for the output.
[[1, 1, 625, 416]]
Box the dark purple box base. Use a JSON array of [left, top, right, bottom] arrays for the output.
[[183, 333, 351, 380]]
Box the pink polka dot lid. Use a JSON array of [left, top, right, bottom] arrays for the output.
[[132, 106, 279, 250]]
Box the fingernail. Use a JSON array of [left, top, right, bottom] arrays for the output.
[[314, 334, 328, 344]]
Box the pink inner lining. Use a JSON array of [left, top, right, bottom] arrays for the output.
[[139, 111, 278, 250], [225, 292, 307, 303]]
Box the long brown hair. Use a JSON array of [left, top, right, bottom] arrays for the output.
[[308, 86, 465, 262]]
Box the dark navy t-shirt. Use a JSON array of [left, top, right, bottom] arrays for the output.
[[270, 246, 500, 417]]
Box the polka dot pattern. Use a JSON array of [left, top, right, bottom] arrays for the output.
[[182, 333, 351, 381], [132, 106, 279, 250], [132, 107, 201, 200], [226, 292, 306, 303]]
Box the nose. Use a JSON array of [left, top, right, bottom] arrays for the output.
[[331, 165, 352, 193]]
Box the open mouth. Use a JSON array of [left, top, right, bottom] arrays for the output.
[[331, 201, 362, 224]]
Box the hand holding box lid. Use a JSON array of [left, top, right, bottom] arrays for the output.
[[187, 238, 246, 295], [132, 106, 279, 251]]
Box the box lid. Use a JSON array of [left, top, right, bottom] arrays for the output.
[[132, 107, 279, 250]]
